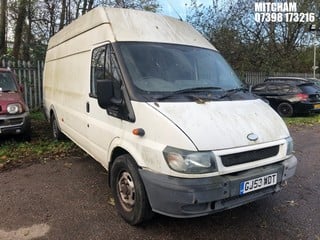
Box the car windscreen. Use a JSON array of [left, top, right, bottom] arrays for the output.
[[118, 42, 243, 100], [0, 72, 17, 92]]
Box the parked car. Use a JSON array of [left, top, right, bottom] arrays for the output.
[[306, 78, 320, 88], [252, 80, 320, 117], [264, 76, 320, 89], [0, 68, 31, 139], [265, 76, 310, 82]]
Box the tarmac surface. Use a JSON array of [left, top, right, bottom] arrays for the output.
[[0, 125, 319, 240]]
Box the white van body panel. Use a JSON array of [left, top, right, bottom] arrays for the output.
[[149, 99, 289, 150], [87, 100, 196, 174], [116, 101, 291, 178], [46, 7, 214, 52]]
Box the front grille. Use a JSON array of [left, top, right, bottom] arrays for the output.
[[221, 145, 280, 167], [0, 118, 24, 127]]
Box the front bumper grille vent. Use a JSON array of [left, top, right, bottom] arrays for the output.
[[221, 145, 280, 167]]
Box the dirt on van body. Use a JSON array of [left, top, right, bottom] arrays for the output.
[[0, 125, 319, 240]]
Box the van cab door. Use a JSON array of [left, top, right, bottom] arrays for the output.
[[86, 43, 129, 166]]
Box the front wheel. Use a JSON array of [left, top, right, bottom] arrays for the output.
[[110, 154, 153, 225], [277, 102, 294, 117]]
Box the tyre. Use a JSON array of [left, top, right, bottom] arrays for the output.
[[21, 129, 32, 141], [50, 114, 64, 140], [110, 154, 153, 225], [277, 102, 294, 117]]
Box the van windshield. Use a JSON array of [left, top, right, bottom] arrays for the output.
[[119, 42, 243, 101], [0, 72, 17, 92]]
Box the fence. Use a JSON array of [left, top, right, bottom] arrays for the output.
[[1, 60, 43, 110]]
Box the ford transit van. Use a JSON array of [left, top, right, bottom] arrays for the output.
[[43, 7, 297, 225]]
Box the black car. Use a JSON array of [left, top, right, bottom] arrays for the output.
[[264, 77, 320, 89], [252, 80, 320, 117]]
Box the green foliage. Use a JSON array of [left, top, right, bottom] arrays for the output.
[[0, 111, 84, 165], [186, 0, 320, 73], [284, 114, 320, 126], [0, 140, 76, 164]]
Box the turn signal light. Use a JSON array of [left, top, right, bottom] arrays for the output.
[[132, 128, 145, 136]]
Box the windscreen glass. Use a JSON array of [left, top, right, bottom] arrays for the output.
[[0, 72, 17, 92], [119, 42, 244, 101]]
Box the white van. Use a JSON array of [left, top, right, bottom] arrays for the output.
[[43, 7, 297, 225]]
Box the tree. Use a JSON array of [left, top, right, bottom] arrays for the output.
[[186, 0, 320, 73], [0, 0, 7, 56], [12, 0, 28, 59], [103, 0, 160, 12], [59, 0, 66, 30], [3, 0, 161, 61]]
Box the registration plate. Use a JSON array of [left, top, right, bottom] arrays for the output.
[[240, 173, 277, 195], [314, 104, 320, 109]]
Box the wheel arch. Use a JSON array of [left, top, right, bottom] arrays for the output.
[[108, 146, 136, 187], [48, 105, 66, 140], [49, 105, 57, 122]]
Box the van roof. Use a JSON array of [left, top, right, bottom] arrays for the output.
[[47, 7, 214, 50]]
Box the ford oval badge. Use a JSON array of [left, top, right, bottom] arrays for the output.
[[247, 133, 258, 141]]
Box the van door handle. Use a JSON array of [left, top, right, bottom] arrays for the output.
[[86, 102, 90, 113]]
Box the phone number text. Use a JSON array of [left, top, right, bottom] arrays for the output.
[[255, 12, 315, 23]]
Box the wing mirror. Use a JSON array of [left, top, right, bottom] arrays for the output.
[[97, 79, 122, 109]]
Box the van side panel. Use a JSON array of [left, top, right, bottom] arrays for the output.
[[47, 8, 110, 50], [43, 24, 115, 152]]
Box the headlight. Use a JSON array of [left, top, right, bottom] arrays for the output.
[[285, 137, 294, 155], [7, 103, 23, 114], [163, 146, 217, 174]]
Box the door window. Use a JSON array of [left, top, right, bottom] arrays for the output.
[[90, 44, 122, 99], [90, 44, 128, 119]]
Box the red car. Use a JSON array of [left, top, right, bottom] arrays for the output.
[[0, 68, 31, 139]]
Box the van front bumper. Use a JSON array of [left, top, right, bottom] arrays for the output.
[[139, 156, 297, 218]]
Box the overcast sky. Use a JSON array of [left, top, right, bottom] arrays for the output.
[[158, 0, 213, 20]]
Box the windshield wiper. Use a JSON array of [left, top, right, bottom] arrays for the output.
[[156, 86, 223, 101], [218, 87, 247, 99]]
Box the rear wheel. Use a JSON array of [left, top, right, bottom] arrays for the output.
[[50, 114, 64, 140], [110, 154, 153, 225], [277, 102, 294, 117]]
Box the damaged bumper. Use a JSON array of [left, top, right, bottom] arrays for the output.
[[139, 156, 297, 218]]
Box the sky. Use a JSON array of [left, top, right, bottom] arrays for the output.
[[158, 0, 213, 20]]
